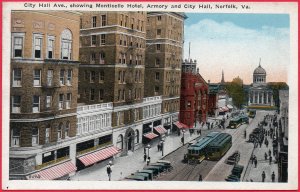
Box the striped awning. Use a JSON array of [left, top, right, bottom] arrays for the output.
[[174, 121, 189, 129], [78, 146, 120, 166], [27, 161, 76, 180], [227, 104, 234, 109], [143, 132, 159, 140], [222, 106, 229, 111], [154, 126, 167, 135]]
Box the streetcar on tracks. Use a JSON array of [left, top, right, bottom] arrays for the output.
[[185, 132, 230, 164], [227, 115, 249, 129], [206, 133, 232, 161]]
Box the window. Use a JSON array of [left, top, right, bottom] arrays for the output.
[[12, 33, 25, 58], [187, 101, 191, 108], [61, 29, 72, 60], [57, 124, 63, 140], [67, 69, 72, 85], [99, 52, 105, 64], [12, 68, 22, 87], [90, 89, 95, 101], [65, 122, 70, 138], [11, 128, 20, 147], [90, 71, 95, 83], [157, 29, 161, 36], [47, 70, 53, 86], [91, 53, 96, 63], [156, 44, 161, 51], [32, 96, 40, 113], [122, 54, 126, 64], [80, 18, 83, 29], [135, 129, 139, 143], [99, 71, 104, 82], [99, 89, 104, 101], [46, 94, 52, 109], [33, 69, 41, 86], [32, 127, 39, 146], [91, 35, 96, 46], [120, 14, 123, 26], [33, 34, 43, 58], [134, 109, 139, 121], [117, 112, 124, 125], [59, 94, 64, 110], [66, 93, 71, 109], [12, 96, 21, 113], [117, 134, 123, 150], [100, 34, 105, 45], [154, 86, 159, 95], [155, 58, 160, 66], [92, 16, 97, 27], [129, 55, 132, 65], [45, 127, 51, 144], [101, 15, 106, 26], [157, 16, 162, 21], [47, 36, 54, 59], [155, 72, 160, 81], [131, 18, 134, 29], [60, 69, 65, 85]]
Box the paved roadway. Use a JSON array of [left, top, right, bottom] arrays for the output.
[[155, 110, 272, 181]]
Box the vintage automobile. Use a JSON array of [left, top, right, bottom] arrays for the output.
[[225, 151, 240, 165]]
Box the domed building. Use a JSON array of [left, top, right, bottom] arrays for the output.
[[248, 62, 274, 107]]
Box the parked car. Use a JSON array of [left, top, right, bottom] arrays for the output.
[[125, 175, 146, 181], [226, 151, 240, 165], [137, 170, 154, 180]]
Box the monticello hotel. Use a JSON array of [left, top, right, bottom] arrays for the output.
[[9, 11, 186, 180]]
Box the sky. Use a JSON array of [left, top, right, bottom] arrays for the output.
[[183, 13, 290, 84]]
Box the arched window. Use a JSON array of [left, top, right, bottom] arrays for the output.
[[65, 121, 70, 138], [117, 134, 123, 149], [61, 29, 72, 60], [135, 129, 139, 143]]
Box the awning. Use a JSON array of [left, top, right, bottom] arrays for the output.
[[143, 132, 159, 140], [154, 126, 167, 135], [78, 146, 120, 166], [27, 161, 76, 180], [174, 121, 189, 129], [222, 106, 229, 112], [227, 104, 234, 109], [219, 108, 224, 112]]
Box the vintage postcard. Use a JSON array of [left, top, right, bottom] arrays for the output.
[[2, 1, 298, 190]]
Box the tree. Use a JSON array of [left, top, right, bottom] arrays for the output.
[[225, 77, 246, 108]]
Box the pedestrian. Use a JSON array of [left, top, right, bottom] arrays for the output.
[[254, 158, 258, 168], [269, 149, 272, 157], [262, 171, 266, 182], [144, 153, 147, 162], [265, 152, 268, 160], [106, 164, 112, 181], [271, 171, 275, 182], [146, 156, 150, 166], [211, 123, 213, 129], [199, 129, 202, 135], [251, 155, 254, 164], [259, 141, 262, 148], [144, 147, 146, 154], [269, 156, 272, 165], [198, 174, 202, 181], [244, 130, 247, 139]]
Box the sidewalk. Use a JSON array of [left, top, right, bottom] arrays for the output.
[[70, 128, 201, 181], [243, 111, 278, 182]]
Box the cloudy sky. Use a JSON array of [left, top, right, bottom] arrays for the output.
[[183, 13, 290, 84]]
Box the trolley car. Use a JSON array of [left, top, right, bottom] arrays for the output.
[[206, 133, 232, 161], [227, 115, 249, 129]]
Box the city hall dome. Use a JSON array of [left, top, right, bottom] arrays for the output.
[[253, 64, 266, 75]]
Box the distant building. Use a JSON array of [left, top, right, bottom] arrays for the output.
[[179, 59, 209, 128], [248, 62, 274, 108]]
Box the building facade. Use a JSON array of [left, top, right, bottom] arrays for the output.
[[78, 11, 148, 156], [145, 12, 186, 132], [278, 89, 289, 182], [248, 63, 274, 108], [10, 11, 81, 180], [179, 59, 209, 128]]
